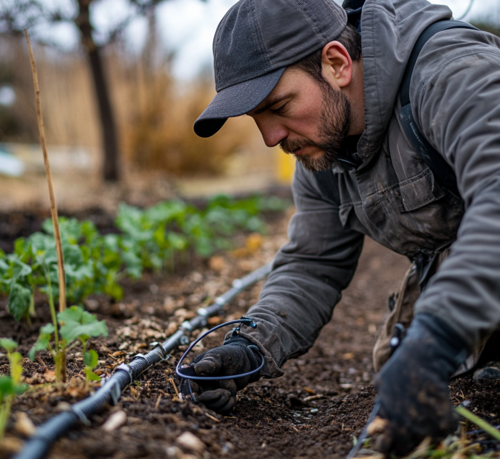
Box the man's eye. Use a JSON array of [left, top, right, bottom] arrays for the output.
[[272, 103, 288, 114]]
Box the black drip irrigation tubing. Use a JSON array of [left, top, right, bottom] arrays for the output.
[[14, 262, 273, 459]]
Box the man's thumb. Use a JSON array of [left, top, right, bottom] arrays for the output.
[[193, 353, 222, 376]]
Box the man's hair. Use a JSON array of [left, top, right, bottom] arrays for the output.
[[292, 24, 361, 85]]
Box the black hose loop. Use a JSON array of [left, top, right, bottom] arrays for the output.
[[175, 317, 265, 395]]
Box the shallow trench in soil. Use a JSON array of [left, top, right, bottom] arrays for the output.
[[1, 208, 500, 459]]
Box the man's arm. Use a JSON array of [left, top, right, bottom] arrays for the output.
[[238, 162, 364, 377], [411, 28, 500, 347]]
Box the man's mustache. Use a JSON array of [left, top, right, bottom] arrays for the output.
[[280, 139, 319, 155]]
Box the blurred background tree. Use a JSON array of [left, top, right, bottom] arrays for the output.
[[0, 0, 256, 182]]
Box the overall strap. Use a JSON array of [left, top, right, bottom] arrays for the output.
[[399, 20, 478, 198]]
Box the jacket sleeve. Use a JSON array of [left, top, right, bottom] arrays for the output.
[[411, 29, 500, 349], [236, 163, 364, 377]]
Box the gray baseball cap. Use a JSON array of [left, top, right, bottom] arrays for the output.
[[194, 0, 348, 138]]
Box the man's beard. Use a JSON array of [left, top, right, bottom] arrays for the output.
[[280, 82, 351, 172]]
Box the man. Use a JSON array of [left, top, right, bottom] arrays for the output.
[[185, 0, 500, 455]]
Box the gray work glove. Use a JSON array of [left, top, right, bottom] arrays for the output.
[[373, 313, 469, 457], [180, 336, 261, 413]]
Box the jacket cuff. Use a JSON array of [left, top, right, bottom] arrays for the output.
[[224, 319, 284, 378]]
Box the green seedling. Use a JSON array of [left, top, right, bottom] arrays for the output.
[[30, 306, 108, 386], [0, 339, 27, 440], [3, 196, 289, 323]]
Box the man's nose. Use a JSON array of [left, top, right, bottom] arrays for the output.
[[254, 118, 288, 148]]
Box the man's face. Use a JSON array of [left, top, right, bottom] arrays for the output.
[[248, 67, 351, 172]]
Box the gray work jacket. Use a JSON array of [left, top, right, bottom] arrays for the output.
[[237, 0, 500, 377]]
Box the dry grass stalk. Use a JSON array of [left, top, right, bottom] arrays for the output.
[[25, 29, 66, 313]]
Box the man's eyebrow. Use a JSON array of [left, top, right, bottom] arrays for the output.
[[251, 94, 291, 115]]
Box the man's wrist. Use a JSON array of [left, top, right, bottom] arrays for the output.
[[404, 313, 470, 375]]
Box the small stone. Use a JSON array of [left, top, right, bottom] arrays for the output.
[[55, 402, 72, 412], [14, 412, 36, 437], [310, 408, 319, 415], [176, 432, 205, 453], [340, 383, 353, 390], [102, 410, 127, 432], [166, 446, 182, 458]]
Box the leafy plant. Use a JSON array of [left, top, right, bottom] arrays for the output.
[[29, 306, 108, 385], [1, 196, 288, 322], [0, 339, 27, 440]]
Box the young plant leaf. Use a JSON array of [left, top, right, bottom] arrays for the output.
[[58, 306, 108, 343], [84, 349, 98, 368], [0, 338, 17, 354], [8, 283, 32, 322], [29, 323, 55, 361]]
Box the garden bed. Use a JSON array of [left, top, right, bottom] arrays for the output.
[[0, 205, 499, 459]]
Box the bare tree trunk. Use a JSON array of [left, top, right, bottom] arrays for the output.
[[76, 0, 120, 182]]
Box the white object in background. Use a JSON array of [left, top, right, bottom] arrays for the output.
[[0, 150, 25, 177]]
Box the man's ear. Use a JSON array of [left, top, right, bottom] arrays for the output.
[[321, 41, 353, 88]]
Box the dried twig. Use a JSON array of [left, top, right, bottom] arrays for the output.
[[204, 412, 221, 423], [25, 29, 66, 313], [155, 394, 162, 410], [168, 377, 180, 399]]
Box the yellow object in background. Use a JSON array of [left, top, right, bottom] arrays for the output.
[[275, 146, 296, 183]]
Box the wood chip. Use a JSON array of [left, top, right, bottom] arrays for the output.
[[14, 412, 36, 437], [367, 416, 388, 436], [102, 410, 127, 432]]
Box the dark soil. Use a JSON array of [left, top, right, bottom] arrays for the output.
[[0, 207, 499, 459]]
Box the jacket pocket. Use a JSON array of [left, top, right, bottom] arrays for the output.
[[398, 168, 445, 212]]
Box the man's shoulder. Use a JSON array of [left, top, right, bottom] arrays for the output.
[[413, 27, 500, 90]]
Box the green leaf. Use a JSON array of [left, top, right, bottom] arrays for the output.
[[58, 307, 108, 343], [0, 376, 15, 399], [41, 323, 55, 335], [0, 338, 17, 353], [14, 383, 28, 395], [29, 323, 54, 360], [84, 349, 98, 369], [63, 244, 83, 266], [84, 367, 101, 382], [8, 283, 32, 322]]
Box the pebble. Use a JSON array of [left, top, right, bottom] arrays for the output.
[[176, 431, 205, 453], [102, 410, 127, 432], [310, 408, 319, 415]]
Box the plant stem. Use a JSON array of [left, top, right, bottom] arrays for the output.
[[0, 398, 11, 441], [45, 271, 66, 383], [456, 405, 500, 441], [82, 340, 88, 389]]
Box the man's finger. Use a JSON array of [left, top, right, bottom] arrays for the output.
[[194, 354, 222, 376], [198, 388, 234, 412]]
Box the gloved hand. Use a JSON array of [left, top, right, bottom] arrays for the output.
[[180, 336, 262, 413], [373, 313, 469, 457]]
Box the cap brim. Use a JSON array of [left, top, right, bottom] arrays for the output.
[[194, 67, 286, 138]]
